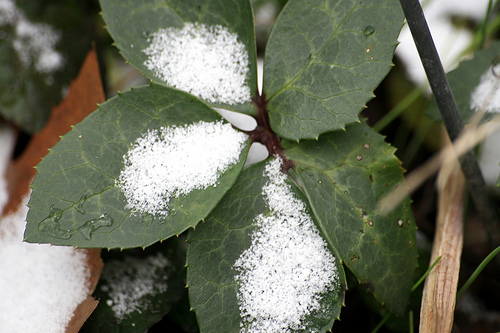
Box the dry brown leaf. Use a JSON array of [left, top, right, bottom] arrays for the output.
[[2, 47, 106, 332], [419, 134, 465, 333], [3, 46, 105, 216], [66, 248, 104, 333]]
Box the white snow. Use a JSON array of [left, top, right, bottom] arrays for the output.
[[478, 128, 500, 187], [117, 120, 248, 216], [0, 124, 15, 209], [0, 0, 16, 26], [0, 125, 90, 332], [233, 156, 340, 333], [100, 252, 170, 321], [470, 66, 500, 113], [0, 0, 64, 76], [397, 0, 490, 85], [143, 22, 251, 105], [0, 197, 90, 332], [469, 66, 500, 187]]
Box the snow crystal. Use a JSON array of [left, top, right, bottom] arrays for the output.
[[117, 120, 248, 216], [0, 195, 89, 332], [233, 157, 340, 333], [0, 0, 16, 26], [470, 66, 500, 113], [100, 252, 170, 321], [143, 22, 251, 105], [0, 0, 64, 75]]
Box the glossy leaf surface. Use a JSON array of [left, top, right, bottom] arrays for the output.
[[187, 161, 346, 333], [263, 0, 403, 140], [25, 84, 250, 249], [100, 0, 258, 114], [284, 122, 417, 314]]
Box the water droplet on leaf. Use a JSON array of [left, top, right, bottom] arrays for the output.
[[77, 214, 114, 240], [75, 195, 88, 214], [39, 206, 73, 239], [364, 25, 375, 36], [397, 219, 403, 227]]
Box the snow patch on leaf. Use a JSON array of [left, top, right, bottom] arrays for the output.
[[117, 120, 248, 216], [470, 66, 500, 113], [233, 156, 340, 333], [100, 252, 171, 321], [143, 22, 251, 105]]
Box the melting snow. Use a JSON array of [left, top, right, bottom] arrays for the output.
[[117, 120, 248, 216], [233, 157, 340, 333], [143, 22, 251, 105], [100, 252, 170, 321]]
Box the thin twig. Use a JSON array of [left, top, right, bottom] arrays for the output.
[[378, 119, 500, 214], [419, 138, 465, 333], [398, 0, 500, 242]]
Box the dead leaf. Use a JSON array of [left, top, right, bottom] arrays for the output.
[[66, 248, 104, 333], [3, 46, 105, 216], [2, 47, 106, 332]]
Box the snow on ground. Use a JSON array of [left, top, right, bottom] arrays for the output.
[[0, 125, 90, 332]]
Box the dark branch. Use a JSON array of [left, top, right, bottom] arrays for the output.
[[399, 0, 500, 242]]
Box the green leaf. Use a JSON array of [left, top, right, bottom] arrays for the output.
[[0, 0, 100, 133], [99, 0, 258, 115], [426, 41, 500, 123], [25, 83, 251, 249], [81, 237, 187, 332], [187, 160, 346, 333], [263, 0, 403, 140], [284, 121, 417, 315]]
